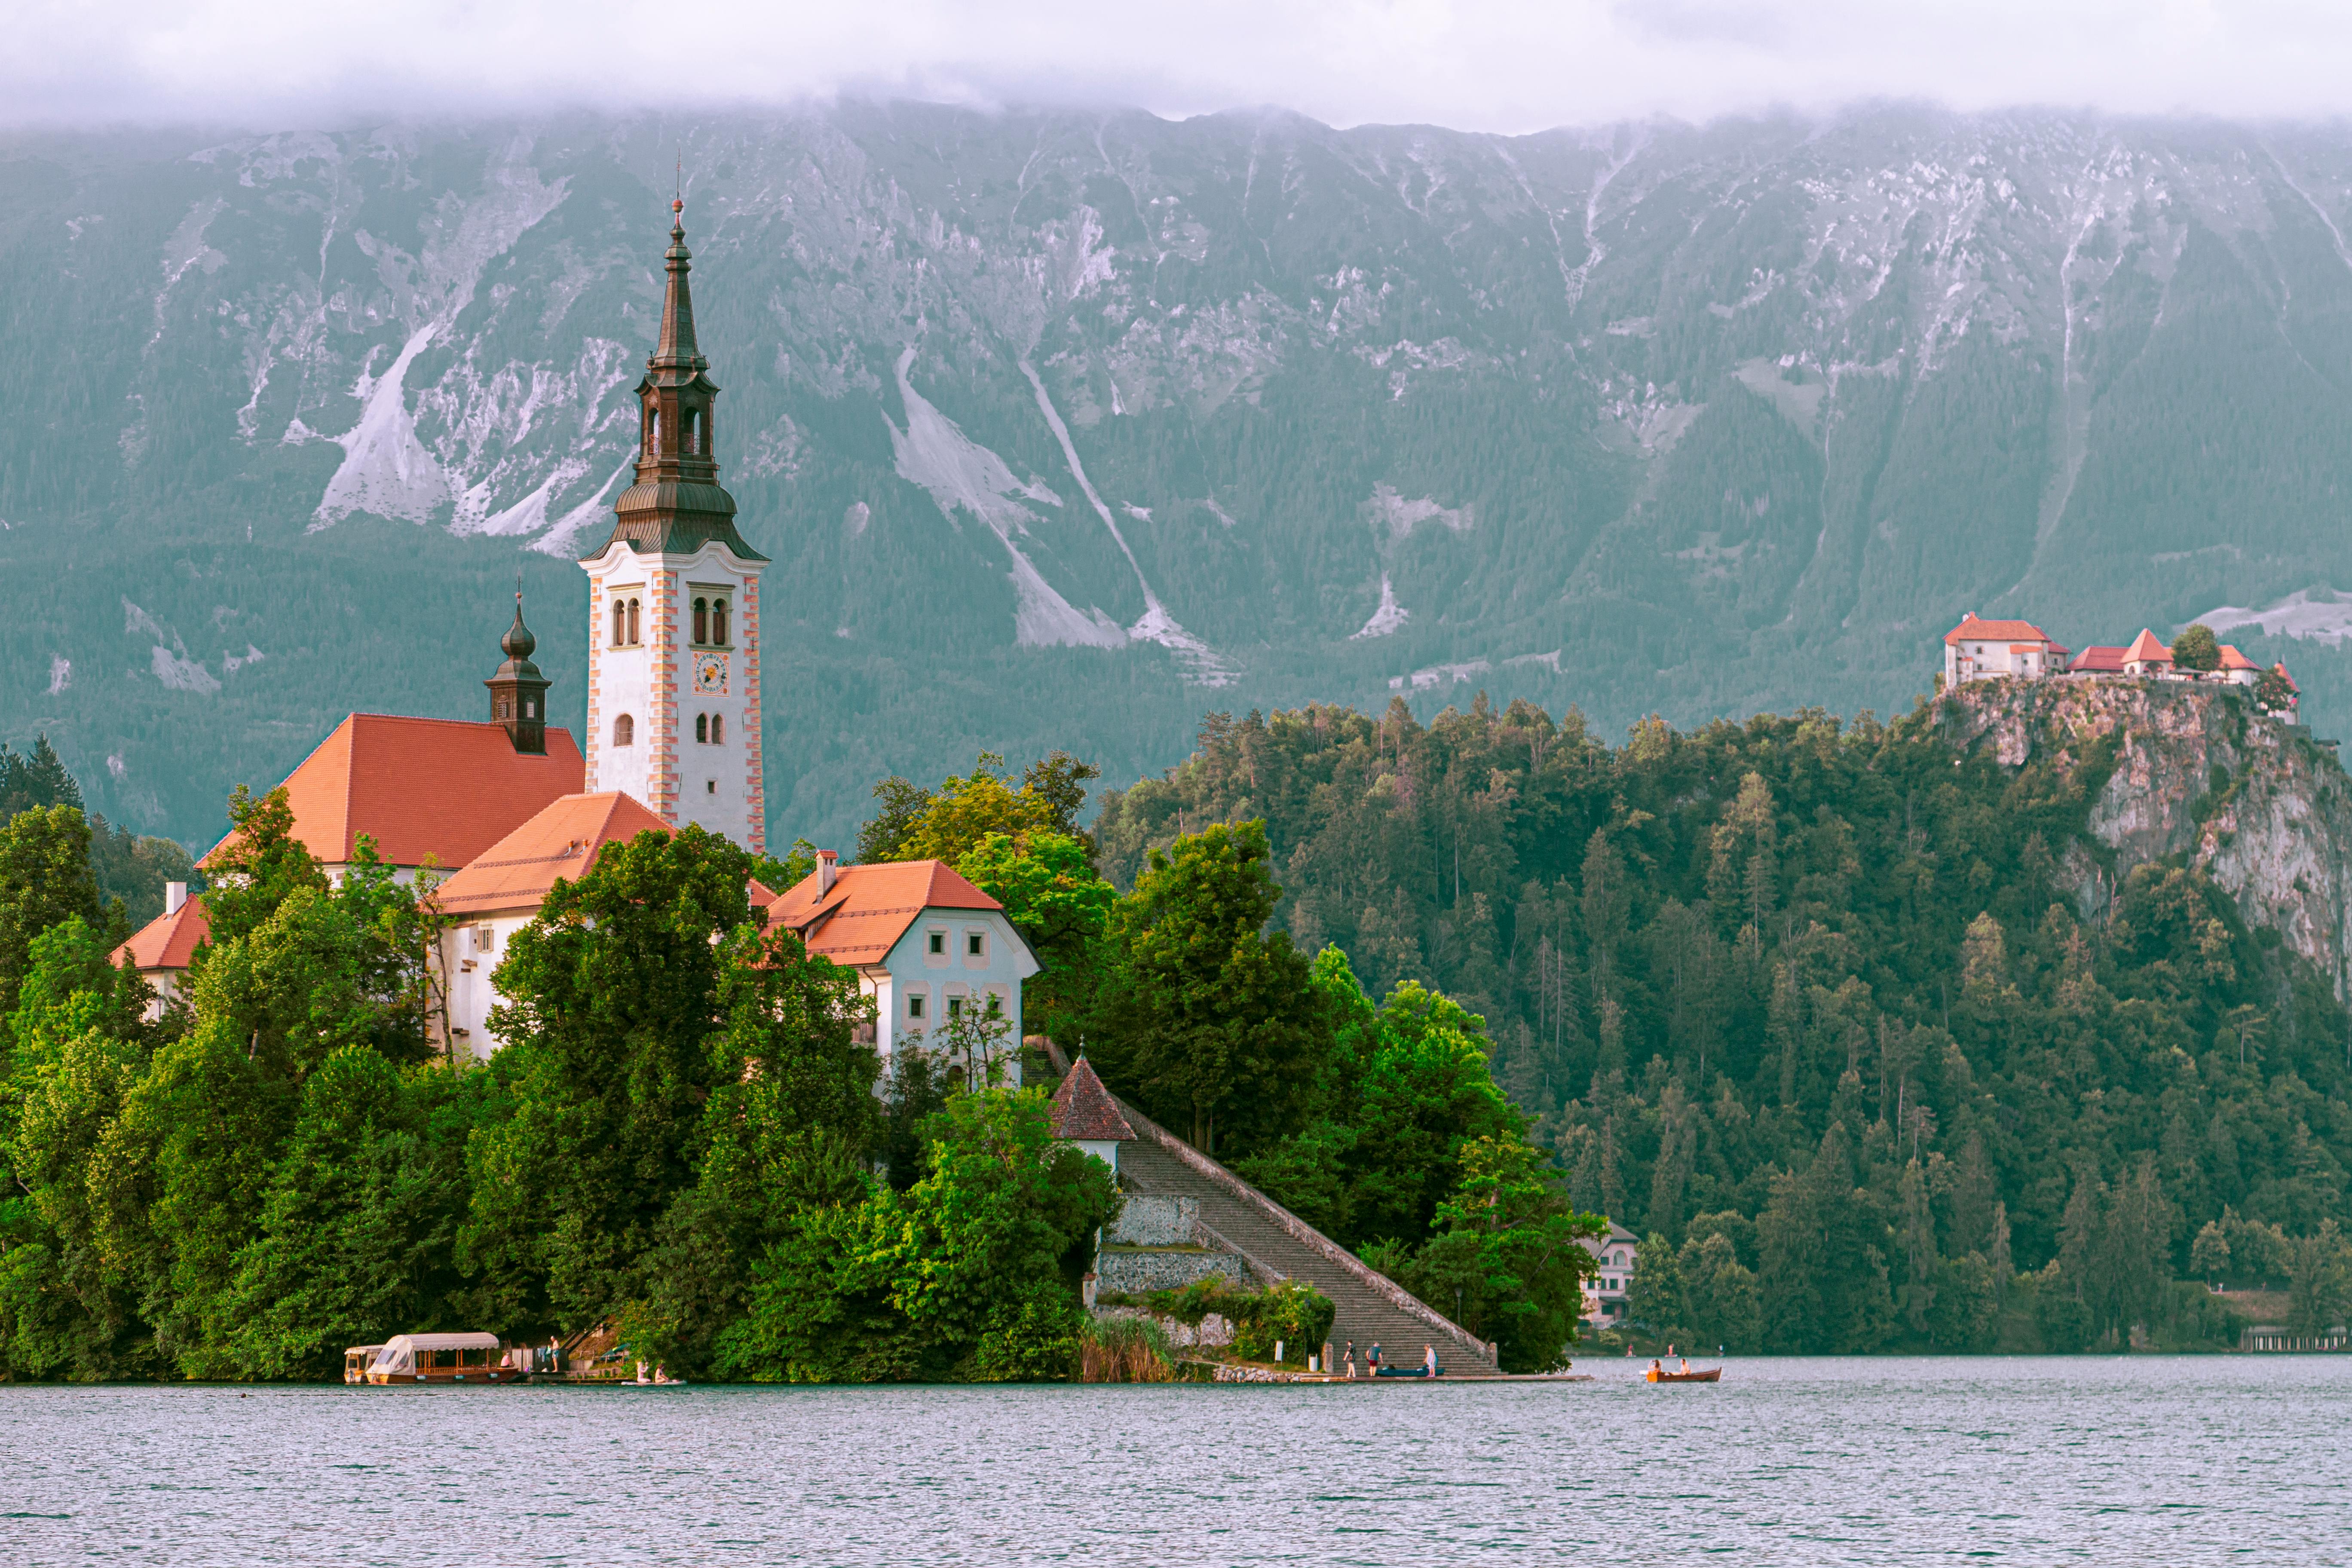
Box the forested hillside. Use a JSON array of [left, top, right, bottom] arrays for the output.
[[1095, 686, 2352, 1350], [9, 105, 2352, 853]]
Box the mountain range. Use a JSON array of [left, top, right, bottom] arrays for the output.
[[6, 101, 2352, 851]]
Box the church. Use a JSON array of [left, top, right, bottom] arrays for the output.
[[116, 201, 1033, 1073]]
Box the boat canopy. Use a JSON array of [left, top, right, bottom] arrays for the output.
[[370, 1331, 502, 1375]]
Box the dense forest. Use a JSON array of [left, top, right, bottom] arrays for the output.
[[0, 749, 1585, 1381], [1094, 692, 2352, 1351], [8, 683, 2352, 1383]]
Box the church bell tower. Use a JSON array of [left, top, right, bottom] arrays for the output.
[[485, 591, 551, 754], [578, 198, 767, 852]]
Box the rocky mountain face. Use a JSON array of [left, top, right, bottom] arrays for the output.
[[1943, 680, 2352, 998], [8, 103, 2352, 849]]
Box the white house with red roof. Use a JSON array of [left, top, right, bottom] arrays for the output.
[[112, 881, 208, 1020], [1943, 613, 2068, 686], [760, 851, 1040, 1084], [427, 792, 674, 1059]]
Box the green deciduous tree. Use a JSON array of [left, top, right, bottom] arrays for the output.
[[1086, 821, 1329, 1155]]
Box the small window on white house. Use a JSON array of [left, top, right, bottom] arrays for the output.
[[706, 780, 716, 795], [907, 992, 926, 1020], [928, 931, 946, 956], [967, 931, 985, 958], [473, 925, 496, 954], [947, 996, 964, 1020], [614, 714, 635, 747]]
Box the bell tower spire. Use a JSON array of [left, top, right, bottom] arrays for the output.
[[577, 197, 768, 854], [485, 584, 551, 755]]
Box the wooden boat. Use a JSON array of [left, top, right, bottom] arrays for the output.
[[1645, 1365, 1722, 1383], [363, 1332, 524, 1384], [343, 1345, 384, 1385]]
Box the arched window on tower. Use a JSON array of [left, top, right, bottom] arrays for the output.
[[644, 404, 659, 457], [712, 598, 729, 646], [695, 713, 708, 744], [711, 714, 724, 744], [612, 600, 626, 646], [626, 597, 640, 646], [684, 406, 702, 456], [614, 714, 635, 747], [692, 597, 708, 645]]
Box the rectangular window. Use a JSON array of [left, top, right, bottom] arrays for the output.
[[474, 925, 496, 954], [967, 931, 985, 958], [907, 993, 926, 1020], [947, 997, 964, 1020], [928, 931, 945, 955]]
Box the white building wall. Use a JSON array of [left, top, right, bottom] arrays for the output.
[[874, 907, 1034, 1087], [434, 910, 537, 1060], [582, 540, 766, 854]]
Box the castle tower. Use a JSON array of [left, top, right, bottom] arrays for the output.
[[484, 591, 552, 754], [579, 199, 768, 852]]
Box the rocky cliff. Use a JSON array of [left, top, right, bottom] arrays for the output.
[[1942, 677, 2352, 998]]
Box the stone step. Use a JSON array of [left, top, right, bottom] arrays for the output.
[[1111, 1124, 1499, 1375]]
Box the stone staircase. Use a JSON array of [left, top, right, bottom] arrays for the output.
[[1111, 1109, 1501, 1377]]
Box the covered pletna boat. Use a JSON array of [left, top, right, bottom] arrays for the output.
[[343, 1344, 385, 1384], [362, 1332, 519, 1384]]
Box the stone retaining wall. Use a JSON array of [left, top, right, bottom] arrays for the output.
[[1097, 1247, 1257, 1295], [1108, 1195, 1199, 1246]]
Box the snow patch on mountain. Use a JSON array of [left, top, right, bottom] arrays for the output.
[[309, 324, 451, 528], [1352, 574, 1410, 639], [1365, 484, 1473, 550], [2199, 588, 2352, 645], [149, 646, 220, 694], [888, 347, 1125, 651], [532, 461, 632, 557], [1019, 358, 1236, 684], [46, 656, 69, 695]]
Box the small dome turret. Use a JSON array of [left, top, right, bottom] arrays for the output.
[[501, 600, 538, 663], [486, 590, 553, 755]]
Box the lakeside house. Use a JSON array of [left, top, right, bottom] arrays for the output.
[[1942, 612, 2297, 720], [1580, 1221, 1641, 1329]]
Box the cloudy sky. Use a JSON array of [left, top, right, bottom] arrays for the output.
[[14, 0, 2352, 131]]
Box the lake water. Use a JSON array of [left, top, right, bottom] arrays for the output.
[[3, 1356, 2343, 1565]]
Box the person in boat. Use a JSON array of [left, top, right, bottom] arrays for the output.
[[1651, 1358, 1665, 1377]]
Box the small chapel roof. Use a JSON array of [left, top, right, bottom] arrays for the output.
[[761, 858, 1007, 968], [433, 792, 671, 916], [1050, 1057, 1135, 1143], [2125, 629, 2173, 664], [201, 714, 583, 872], [113, 894, 210, 973]]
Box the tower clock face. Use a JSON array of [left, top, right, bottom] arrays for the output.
[[694, 652, 729, 695]]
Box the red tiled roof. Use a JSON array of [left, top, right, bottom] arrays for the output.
[[2275, 661, 2300, 692], [1051, 1057, 1134, 1142], [113, 895, 210, 973], [201, 714, 584, 872], [2125, 629, 2172, 664], [433, 793, 671, 916], [2070, 646, 2127, 673], [1945, 613, 2055, 647], [767, 859, 1003, 967], [2218, 644, 2261, 671]]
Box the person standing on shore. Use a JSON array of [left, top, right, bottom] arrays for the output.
[[1343, 1341, 1357, 1379], [1423, 1344, 1438, 1377], [1368, 1343, 1382, 1374]]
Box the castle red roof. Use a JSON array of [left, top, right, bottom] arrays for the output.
[[201, 714, 583, 872], [1050, 1057, 1134, 1142], [2218, 644, 2261, 671], [2125, 629, 2172, 665], [764, 859, 1004, 967], [113, 894, 210, 973], [1945, 613, 2056, 647], [433, 793, 671, 917], [2275, 661, 2300, 692], [2070, 646, 2127, 674]]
